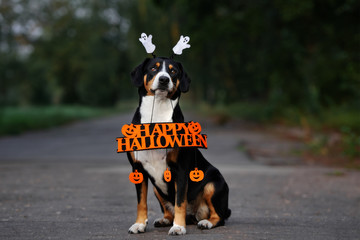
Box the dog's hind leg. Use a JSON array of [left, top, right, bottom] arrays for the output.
[[153, 187, 174, 227], [197, 182, 225, 229]]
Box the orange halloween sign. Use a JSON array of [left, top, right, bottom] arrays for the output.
[[116, 122, 207, 152]]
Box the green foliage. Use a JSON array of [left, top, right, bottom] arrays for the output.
[[0, 0, 359, 119], [325, 171, 345, 177], [0, 106, 108, 135], [341, 127, 360, 158], [0, 0, 133, 107], [307, 134, 329, 156]]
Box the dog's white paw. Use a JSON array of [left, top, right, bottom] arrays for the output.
[[154, 217, 172, 227], [128, 219, 148, 234], [197, 219, 213, 229], [168, 223, 186, 235]]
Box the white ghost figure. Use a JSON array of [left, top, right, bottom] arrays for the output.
[[139, 33, 156, 54], [172, 35, 191, 55]]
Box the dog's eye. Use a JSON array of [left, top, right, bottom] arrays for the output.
[[151, 67, 157, 72], [170, 69, 177, 75]]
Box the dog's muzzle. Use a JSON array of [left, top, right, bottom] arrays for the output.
[[152, 72, 173, 93], [158, 76, 170, 90]]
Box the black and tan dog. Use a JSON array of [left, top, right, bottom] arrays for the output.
[[127, 57, 231, 235]]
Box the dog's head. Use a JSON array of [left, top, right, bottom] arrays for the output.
[[131, 57, 191, 98]]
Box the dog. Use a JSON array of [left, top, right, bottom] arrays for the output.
[[127, 57, 231, 235]]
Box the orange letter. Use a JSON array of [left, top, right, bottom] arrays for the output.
[[152, 124, 165, 136], [182, 134, 193, 147], [176, 123, 189, 135], [197, 134, 207, 148], [156, 135, 167, 148], [117, 137, 131, 152], [138, 124, 150, 137], [130, 137, 142, 151], [167, 134, 183, 148], [164, 123, 177, 136]]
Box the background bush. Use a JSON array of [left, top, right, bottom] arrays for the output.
[[0, 0, 359, 114]]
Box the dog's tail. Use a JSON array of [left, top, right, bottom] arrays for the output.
[[225, 208, 231, 219]]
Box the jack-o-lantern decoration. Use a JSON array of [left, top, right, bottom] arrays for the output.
[[164, 168, 172, 182], [189, 168, 204, 182], [129, 170, 143, 184], [188, 121, 202, 134], [122, 124, 139, 138]]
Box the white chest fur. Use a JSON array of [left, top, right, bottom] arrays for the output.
[[135, 94, 178, 194], [139, 94, 178, 123]]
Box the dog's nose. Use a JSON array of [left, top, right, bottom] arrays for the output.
[[159, 76, 170, 85]]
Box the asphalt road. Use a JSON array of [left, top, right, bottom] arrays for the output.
[[0, 113, 359, 240]]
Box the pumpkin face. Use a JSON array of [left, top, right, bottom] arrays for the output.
[[122, 124, 139, 138], [188, 121, 202, 134], [189, 168, 204, 182], [164, 168, 172, 182], [129, 170, 143, 184]]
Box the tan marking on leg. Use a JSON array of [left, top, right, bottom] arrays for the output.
[[136, 181, 148, 224], [174, 182, 187, 227], [203, 183, 221, 226], [174, 201, 187, 227], [154, 187, 174, 222]]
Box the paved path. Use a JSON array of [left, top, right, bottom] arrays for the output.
[[0, 113, 359, 240]]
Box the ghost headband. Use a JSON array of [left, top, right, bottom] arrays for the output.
[[139, 33, 191, 57]]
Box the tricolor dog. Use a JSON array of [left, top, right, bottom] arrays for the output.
[[126, 34, 231, 235]]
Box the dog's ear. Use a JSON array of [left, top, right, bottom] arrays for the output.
[[131, 58, 150, 87], [177, 62, 191, 93]]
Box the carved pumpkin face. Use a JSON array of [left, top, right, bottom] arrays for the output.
[[188, 121, 202, 134], [189, 168, 204, 182], [122, 124, 139, 138], [129, 170, 143, 184], [164, 168, 171, 182]]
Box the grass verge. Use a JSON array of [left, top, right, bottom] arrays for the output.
[[0, 103, 135, 136], [183, 100, 360, 168]]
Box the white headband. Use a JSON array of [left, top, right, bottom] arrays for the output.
[[139, 33, 156, 54], [139, 33, 191, 56], [172, 35, 191, 55]]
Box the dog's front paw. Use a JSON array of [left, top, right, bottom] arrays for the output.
[[168, 223, 186, 235], [128, 220, 148, 234], [154, 218, 172, 227], [197, 219, 213, 229]]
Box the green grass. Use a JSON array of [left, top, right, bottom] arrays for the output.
[[0, 101, 138, 136], [0, 105, 116, 136], [183, 100, 360, 161], [320, 108, 360, 133], [193, 101, 360, 133], [182, 100, 275, 124], [325, 170, 346, 177]]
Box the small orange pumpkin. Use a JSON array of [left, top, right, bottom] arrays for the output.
[[189, 168, 204, 182], [122, 124, 139, 138], [188, 121, 202, 134], [129, 170, 143, 184], [164, 168, 172, 182]]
